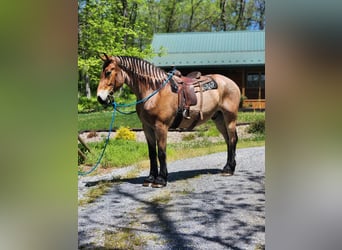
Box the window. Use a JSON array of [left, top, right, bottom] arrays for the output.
[[247, 74, 260, 88], [245, 72, 265, 99]]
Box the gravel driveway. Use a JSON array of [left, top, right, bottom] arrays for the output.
[[78, 146, 265, 249]]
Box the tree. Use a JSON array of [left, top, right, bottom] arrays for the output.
[[78, 0, 265, 98], [215, 0, 265, 31], [78, 0, 154, 98], [180, 0, 220, 32]]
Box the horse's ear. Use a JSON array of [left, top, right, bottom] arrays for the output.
[[99, 52, 109, 61]]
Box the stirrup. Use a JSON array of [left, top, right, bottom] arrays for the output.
[[183, 109, 191, 119]]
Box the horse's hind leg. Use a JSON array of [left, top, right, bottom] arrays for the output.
[[142, 124, 158, 187], [212, 111, 238, 175]]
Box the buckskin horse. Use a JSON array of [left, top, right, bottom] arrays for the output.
[[97, 54, 241, 188]]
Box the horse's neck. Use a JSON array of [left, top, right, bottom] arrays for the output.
[[122, 71, 154, 100]]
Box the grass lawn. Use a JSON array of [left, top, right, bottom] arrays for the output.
[[78, 110, 265, 174], [79, 135, 264, 176], [78, 110, 141, 132]]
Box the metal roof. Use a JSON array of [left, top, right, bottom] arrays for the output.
[[150, 30, 265, 67]]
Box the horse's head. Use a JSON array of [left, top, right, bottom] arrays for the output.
[[97, 53, 125, 106]]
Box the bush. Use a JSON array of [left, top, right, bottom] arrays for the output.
[[115, 126, 136, 141], [78, 96, 104, 113], [248, 119, 265, 134], [239, 95, 248, 108]]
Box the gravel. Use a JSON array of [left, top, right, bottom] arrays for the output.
[[78, 146, 265, 249], [78, 125, 252, 144]]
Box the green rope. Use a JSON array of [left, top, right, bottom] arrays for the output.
[[78, 104, 116, 176]]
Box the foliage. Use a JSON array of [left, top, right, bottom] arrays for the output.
[[182, 133, 196, 141], [143, 0, 265, 33], [78, 181, 113, 206], [78, 143, 87, 165], [238, 111, 265, 123], [84, 140, 148, 168], [78, 96, 104, 113], [104, 228, 146, 249], [82, 133, 264, 170], [248, 119, 265, 134], [240, 95, 248, 108], [217, 0, 265, 31], [82, 131, 264, 171], [115, 126, 136, 141], [78, 0, 156, 97], [78, 0, 266, 97], [78, 111, 141, 132]]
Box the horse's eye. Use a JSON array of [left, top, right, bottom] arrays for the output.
[[105, 71, 111, 78]]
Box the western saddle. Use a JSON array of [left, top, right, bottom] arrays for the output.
[[173, 70, 199, 119], [169, 69, 217, 129]]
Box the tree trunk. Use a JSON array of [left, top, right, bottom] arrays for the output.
[[219, 0, 227, 31], [84, 73, 91, 99]]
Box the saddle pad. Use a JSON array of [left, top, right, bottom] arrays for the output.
[[202, 80, 218, 91]]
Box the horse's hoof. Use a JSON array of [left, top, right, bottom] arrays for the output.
[[151, 183, 166, 188], [221, 170, 234, 176], [151, 177, 167, 188], [142, 175, 155, 187]]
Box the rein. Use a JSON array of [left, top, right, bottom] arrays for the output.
[[78, 69, 176, 176]]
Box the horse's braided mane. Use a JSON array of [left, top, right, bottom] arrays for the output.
[[116, 56, 168, 89]]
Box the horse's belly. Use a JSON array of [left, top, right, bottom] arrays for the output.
[[177, 91, 219, 129], [177, 110, 215, 129]]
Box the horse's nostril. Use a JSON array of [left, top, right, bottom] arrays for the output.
[[97, 96, 105, 104]]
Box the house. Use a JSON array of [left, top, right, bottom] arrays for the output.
[[149, 30, 265, 110]]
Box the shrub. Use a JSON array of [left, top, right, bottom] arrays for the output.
[[239, 95, 248, 108], [182, 133, 196, 141], [78, 96, 103, 113], [115, 126, 136, 141], [248, 119, 265, 134]]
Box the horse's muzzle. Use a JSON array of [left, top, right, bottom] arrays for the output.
[[97, 95, 113, 107]]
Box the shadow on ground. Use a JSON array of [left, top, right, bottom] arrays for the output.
[[79, 164, 264, 249]]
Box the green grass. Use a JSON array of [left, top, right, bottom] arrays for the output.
[[78, 111, 265, 173], [78, 181, 113, 206], [80, 135, 264, 174], [196, 119, 221, 136], [103, 228, 146, 250], [238, 111, 265, 123], [83, 139, 148, 168], [78, 110, 141, 132], [150, 190, 172, 204], [78, 110, 265, 132]]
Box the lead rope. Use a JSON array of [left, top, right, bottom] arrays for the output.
[[78, 69, 176, 176], [78, 103, 117, 176], [114, 69, 176, 113]]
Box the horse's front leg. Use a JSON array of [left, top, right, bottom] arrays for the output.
[[142, 124, 158, 187], [152, 123, 168, 188]]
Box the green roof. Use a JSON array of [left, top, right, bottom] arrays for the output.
[[150, 30, 265, 67]]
